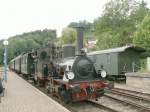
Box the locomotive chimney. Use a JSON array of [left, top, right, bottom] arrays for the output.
[[75, 25, 84, 55]]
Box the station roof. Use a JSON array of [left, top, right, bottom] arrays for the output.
[[88, 45, 145, 55], [13, 54, 23, 60]]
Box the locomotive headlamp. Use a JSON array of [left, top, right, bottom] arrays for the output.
[[66, 72, 75, 80], [101, 70, 107, 78]]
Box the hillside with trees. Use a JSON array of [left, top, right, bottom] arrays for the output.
[[0, 29, 56, 65]]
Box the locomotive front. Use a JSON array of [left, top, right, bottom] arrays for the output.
[[56, 53, 112, 103]]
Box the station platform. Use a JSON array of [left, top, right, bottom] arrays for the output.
[[0, 71, 70, 112], [115, 72, 150, 94]]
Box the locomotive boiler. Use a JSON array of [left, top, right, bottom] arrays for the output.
[[46, 50, 110, 103]]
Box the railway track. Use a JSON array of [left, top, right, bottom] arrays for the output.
[[105, 89, 150, 112], [86, 100, 119, 112], [111, 89, 150, 103], [105, 94, 150, 112], [113, 88, 150, 99]]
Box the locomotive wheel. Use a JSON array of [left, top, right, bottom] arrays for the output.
[[33, 78, 37, 85], [45, 82, 51, 94], [46, 88, 50, 94], [37, 80, 42, 87], [60, 90, 72, 103], [27, 75, 30, 80], [33, 75, 38, 85]]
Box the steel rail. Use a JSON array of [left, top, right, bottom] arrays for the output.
[[105, 94, 150, 112], [86, 100, 119, 112], [110, 89, 150, 103], [113, 88, 150, 97]]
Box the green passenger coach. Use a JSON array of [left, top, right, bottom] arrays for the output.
[[88, 45, 145, 81], [21, 52, 35, 78]]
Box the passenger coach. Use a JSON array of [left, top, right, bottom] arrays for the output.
[[88, 45, 145, 81], [13, 55, 22, 73], [21, 52, 35, 78]]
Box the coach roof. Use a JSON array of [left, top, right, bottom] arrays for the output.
[[88, 45, 145, 55]]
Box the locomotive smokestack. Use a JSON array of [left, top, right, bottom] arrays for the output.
[[75, 25, 84, 55]]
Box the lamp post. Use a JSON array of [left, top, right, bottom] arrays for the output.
[[3, 40, 9, 82]]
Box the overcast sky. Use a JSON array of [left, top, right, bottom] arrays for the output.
[[0, 0, 109, 39], [0, 0, 149, 39]]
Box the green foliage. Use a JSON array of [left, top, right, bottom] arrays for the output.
[[0, 29, 56, 65], [68, 20, 94, 39], [96, 31, 120, 49], [133, 15, 150, 53], [130, 0, 150, 25], [94, 0, 149, 50], [58, 27, 76, 45], [140, 58, 147, 72]]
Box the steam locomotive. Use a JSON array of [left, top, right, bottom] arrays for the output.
[[9, 26, 113, 103]]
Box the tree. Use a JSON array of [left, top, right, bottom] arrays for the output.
[[133, 15, 150, 52], [68, 20, 94, 39], [60, 27, 76, 45], [94, 0, 149, 50], [0, 29, 56, 65], [130, 0, 150, 26], [96, 31, 123, 49]]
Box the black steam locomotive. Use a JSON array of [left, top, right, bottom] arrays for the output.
[[9, 27, 113, 103]]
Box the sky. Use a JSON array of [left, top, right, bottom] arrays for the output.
[[0, 0, 149, 39], [0, 0, 109, 39]]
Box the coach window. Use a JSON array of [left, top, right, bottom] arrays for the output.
[[69, 65, 72, 71], [24, 58, 25, 64], [107, 54, 111, 64], [26, 58, 27, 64]]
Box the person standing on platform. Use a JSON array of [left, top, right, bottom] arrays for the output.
[[0, 78, 4, 103], [0, 78, 3, 94]]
